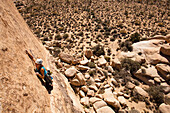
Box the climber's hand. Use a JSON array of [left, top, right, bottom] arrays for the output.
[[25, 50, 29, 54]]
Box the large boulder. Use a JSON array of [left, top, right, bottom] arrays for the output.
[[77, 65, 90, 71], [80, 59, 89, 65], [156, 64, 170, 81], [70, 73, 85, 86], [87, 90, 95, 97], [132, 40, 169, 65], [79, 90, 85, 98], [76, 73, 86, 85], [103, 88, 120, 109], [89, 97, 102, 104], [85, 49, 93, 59], [166, 34, 170, 43], [59, 52, 74, 64], [96, 106, 115, 113], [160, 45, 170, 56], [148, 34, 170, 43], [111, 58, 121, 70], [98, 55, 107, 66], [118, 96, 127, 106], [80, 97, 90, 106], [91, 98, 115, 113], [165, 93, 170, 105], [134, 66, 161, 85], [93, 100, 107, 110], [159, 103, 170, 113], [134, 86, 149, 97], [125, 82, 135, 89], [81, 86, 88, 93], [65, 67, 77, 78], [117, 51, 145, 64]]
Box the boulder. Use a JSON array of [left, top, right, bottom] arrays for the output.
[[76, 73, 86, 86], [160, 45, 170, 56], [125, 82, 135, 89], [85, 49, 93, 59], [111, 58, 121, 70], [159, 103, 170, 113], [89, 85, 98, 92], [156, 64, 170, 81], [148, 34, 170, 43], [59, 52, 74, 64], [71, 73, 85, 86], [93, 100, 107, 111], [96, 106, 115, 113], [87, 90, 95, 97], [117, 51, 145, 64], [70, 78, 81, 86], [89, 107, 95, 113], [65, 67, 77, 77], [154, 77, 161, 83], [103, 88, 120, 109], [111, 78, 118, 86], [134, 86, 149, 97], [99, 76, 106, 81], [96, 94, 103, 99], [166, 34, 170, 43], [134, 66, 160, 85], [89, 97, 102, 104], [98, 56, 107, 66], [95, 83, 101, 88], [79, 90, 85, 98], [165, 93, 170, 105], [84, 108, 89, 113], [80, 59, 89, 65], [160, 82, 170, 94], [80, 97, 90, 106], [108, 66, 114, 73], [55, 60, 63, 68], [117, 92, 124, 96], [118, 96, 127, 106], [77, 65, 90, 71], [132, 40, 169, 65], [81, 86, 88, 93], [85, 73, 90, 79]]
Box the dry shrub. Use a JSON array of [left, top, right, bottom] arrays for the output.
[[147, 86, 164, 106], [121, 58, 140, 73]]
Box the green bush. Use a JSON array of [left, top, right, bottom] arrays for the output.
[[129, 32, 141, 43], [119, 41, 133, 52], [98, 87, 105, 94], [121, 58, 140, 73], [63, 33, 69, 39], [147, 86, 164, 106], [92, 44, 105, 57], [158, 22, 164, 27], [114, 69, 132, 86], [86, 79, 95, 86], [55, 34, 62, 40], [131, 90, 146, 103], [88, 62, 96, 68], [124, 10, 128, 16], [77, 31, 84, 36], [104, 56, 110, 62]]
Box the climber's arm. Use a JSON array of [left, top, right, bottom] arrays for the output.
[[36, 68, 45, 79], [25, 50, 35, 63]]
